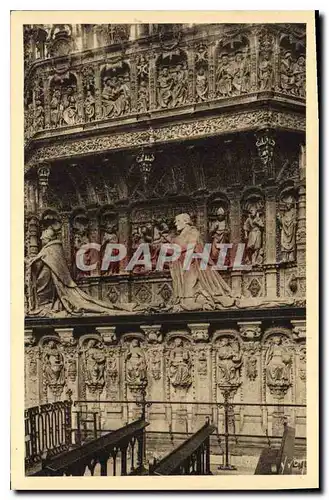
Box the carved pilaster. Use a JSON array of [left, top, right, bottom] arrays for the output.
[[149, 50, 157, 110], [117, 200, 131, 273], [238, 321, 262, 340], [95, 326, 117, 345], [188, 323, 210, 343], [94, 63, 102, 120], [60, 212, 72, 265], [130, 54, 138, 113], [25, 328, 37, 347], [249, 29, 258, 92], [265, 186, 277, 265], [141, 325, 162, 344], [37, 163, 51, 209], [187, 45, 195, 102], [43, 75, 51, 129], [27, 215, 39, 257], [208, 42, 216, 100], [55, 327, 75, 346], [291, 320, 306, 341]]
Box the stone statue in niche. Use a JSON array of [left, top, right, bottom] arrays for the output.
[[83, 339, 106, 391], [277, 194, 297, 262], [258, 52, 273, 91], [168, 338, 192, 390], [231, 51, 250, 95], [209, 206, 230, 265], [280, 51, 295, 94], [137, 79, 149, 112], [72, 214, 92, 279], [100, 219, 119, 275], [50, 89, 62, 127], [169, 213, 235, 311], [43, 340, 65, 388], [196, 67, 208, 102], [34, 99, 45, 130], [265, 336, 292, 395], [84, 90, 95, 122], [158, 66, 174, 108], [125, 339, 147, 388], [216, 53, 232, 97], [61, 86, 78, 126], [172, 63, 188, 106], [216, 337, 242, 387], [243, 206, 264, 265], [26, 225, 139, 317], [150, 351, 161, 380], [293, 55, 306, 98]]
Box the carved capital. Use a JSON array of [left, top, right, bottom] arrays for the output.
[[188, 323, 210, 342], [238, 321, 262, 340], [55, 327, 75, 346], [24, 329, 37, 347], [95, 326, 117, 345], [140, 324, 162, 344], [291, 320, 306, 340]]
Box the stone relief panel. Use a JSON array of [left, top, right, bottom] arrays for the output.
[[215, 35, 251, 98], [136, 54, 150, 113], [213, 332, 243, 395], [278, 34, 305, 98], [49, 73, 79, 128], [195, 43, 209, 102], [101, 62, 131, 119], [207, 195, 231, 266], [82, 66, 96, 122], [122, 335, 148, 398], [258, 29, 275, 91], [156, 50, 188, 109]]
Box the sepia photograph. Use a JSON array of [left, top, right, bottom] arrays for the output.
[[10, 10, 318, 490]]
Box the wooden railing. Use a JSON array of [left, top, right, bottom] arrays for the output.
[[34, 418, 149, 476], [25, 400, 72, 469], [149, 420, 216, 475]]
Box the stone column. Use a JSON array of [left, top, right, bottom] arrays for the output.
[[117, 200, 131, 302], [129, 54, 138, 113], [43, 75, 51, 129]]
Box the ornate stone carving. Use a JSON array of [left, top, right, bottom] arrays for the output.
[[42, 339, 65, 398], [81, 338, 106, 394], [167, 337, 192, 391], [50, 73, 78, 127], [101, 63, 131, 118], [156, 51, 188, 109], [255, 128, 276, 173], [82, 66, 95, 122], [188, 323, 210, 342], [25, 110, 306, 168], [216, 39, 250, 98], [125, 339, 148, 393], [197, 349, 208, 376], [195, 43, 209, 102], [238, 321, 262, 340], [264, 335, 292, 397], [277, 191, 297, 262], [208, 203, 230, 266], [298, 345, 306, 381], [257, 30, 274, 91], [141, 325, 162, 344], [279, 49, 305, 98], [242, 194, 265, 265], [291, 320, 306, 340], [107, 351, 118, 381], [95, 326, 117, 345], [215, 336, 242, 389], [55, 327, 75, 346], [149, 350, 162, 380]]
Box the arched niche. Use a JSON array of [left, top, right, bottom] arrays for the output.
[[156, 50, 188, 109], [215, 34, 251, 97], [276, 181, 298, 264], [100, 62, 131, 119], [49, 73, 78, 128], [241, 188, 265, 266]]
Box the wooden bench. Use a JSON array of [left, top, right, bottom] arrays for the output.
[[254, 424, 296, 475]]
